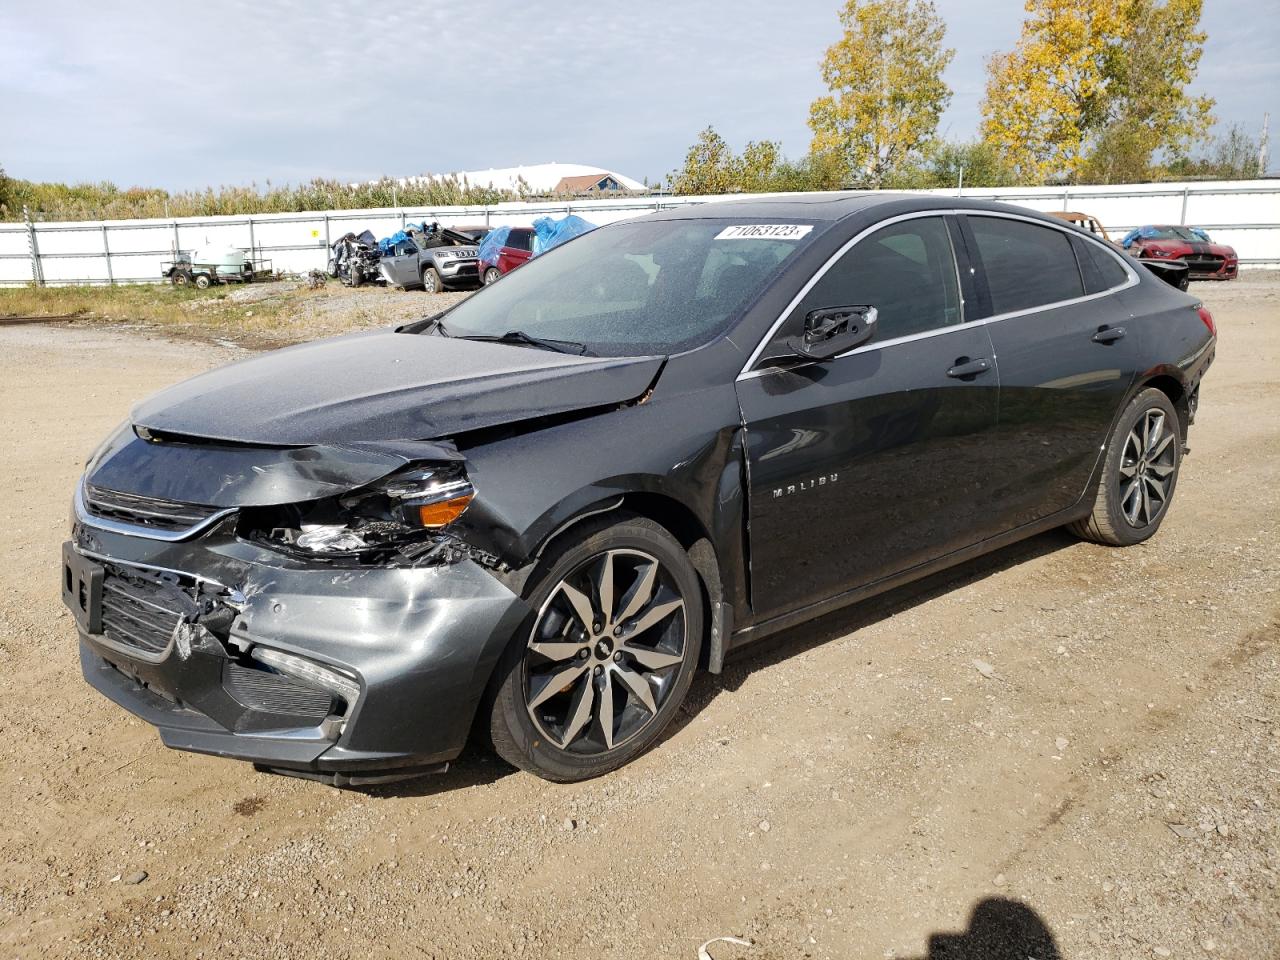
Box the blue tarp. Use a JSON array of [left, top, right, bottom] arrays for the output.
[[1120, 225, 1210, 248], [477, 225, 512, 266], [378, 222, 429, 255], [531, 215, 595, 256]]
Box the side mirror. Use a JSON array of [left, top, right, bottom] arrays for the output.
[[785, 305, 878, 362]]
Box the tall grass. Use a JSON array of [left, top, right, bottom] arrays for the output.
[[1, 175, 526, 223]]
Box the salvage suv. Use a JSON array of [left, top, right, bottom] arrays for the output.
[[378, 222, 484, 293], [64, 194, 1215, 785]]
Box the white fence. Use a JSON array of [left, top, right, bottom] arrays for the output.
[[1, 179, 1277, 287]]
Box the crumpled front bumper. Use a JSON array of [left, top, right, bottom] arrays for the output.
[[67, 523, 530, 783]]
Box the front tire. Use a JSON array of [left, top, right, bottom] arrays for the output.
[[421, 266, 442, 294], [488, 515, 703, 782], [483, 267, 501, 285], [194, 273, 212, 289], [1070, 387, 1181, 546]]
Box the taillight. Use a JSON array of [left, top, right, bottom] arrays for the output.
[[1197, 306, 1217, 338]]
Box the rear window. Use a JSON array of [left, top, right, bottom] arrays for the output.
[[969, 216, 1084, 315], [506, 229, 534, 252]]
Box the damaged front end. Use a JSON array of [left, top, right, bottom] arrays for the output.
[[65, 425, 532, 785]]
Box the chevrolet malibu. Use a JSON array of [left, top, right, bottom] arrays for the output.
[[64, 195, 1216, 784]]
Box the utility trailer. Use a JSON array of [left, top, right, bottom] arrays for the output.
[[162, 247, 274, 289]]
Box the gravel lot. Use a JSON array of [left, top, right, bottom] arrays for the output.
[[0, 276, 1276, 960]]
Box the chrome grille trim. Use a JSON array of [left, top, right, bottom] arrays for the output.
[[75, 482, 236, 542]]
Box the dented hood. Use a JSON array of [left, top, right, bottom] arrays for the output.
[[131, 330, 664, 446]]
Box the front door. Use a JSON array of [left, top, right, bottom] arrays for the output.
[[736, 215, 1001, 621]]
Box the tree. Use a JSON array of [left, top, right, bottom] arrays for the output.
[[667, 127, 845, 195], [807, 0, 954, 187], [981, 0, 1214, 184], [1165, 122, 1263, 180], [667, 127, 743, 195], [0, 163, 12, 218]]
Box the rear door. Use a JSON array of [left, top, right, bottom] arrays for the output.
[[961, 213, 1142, 530], [386, 240, 420, 287], [736, 214, 1002, 620]]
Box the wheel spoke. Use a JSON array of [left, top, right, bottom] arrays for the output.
[[528, 662, 588, 710], [1145, 412, 1164, 454], [557, 581, 597, 633], [597, 673, 616, 749], [1119, 460, 1139, 480], [559, 675, 595, 747], [596, 552, 615, 626], [1122, 478, 1142, 524], [528, 641, 583, 663], [615, 561, 658, 625], [626, 595, 684, 636], [614, 664, 657, 714], [620, 643, 683, 671], [1150, 432, 1174, 459], [1146, 474, 1167, 503], [1139, 481, 1151, 525], [1148, 462, 1175, 479]]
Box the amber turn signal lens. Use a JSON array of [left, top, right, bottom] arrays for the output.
[[415, 494, 473, 528]]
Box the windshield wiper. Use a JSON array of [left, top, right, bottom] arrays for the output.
[[457, 330, 594, 356]]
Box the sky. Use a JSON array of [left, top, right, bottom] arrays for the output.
[[1, 0, 1276, 190]]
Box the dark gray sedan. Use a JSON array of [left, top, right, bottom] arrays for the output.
[[63, 194, 1215, 784]]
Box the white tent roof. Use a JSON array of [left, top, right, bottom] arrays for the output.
[[410, 162, 647, 193]]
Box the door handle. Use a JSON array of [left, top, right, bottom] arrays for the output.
[[1092, 325, 1127, 344], [946, 357, 991, 379]]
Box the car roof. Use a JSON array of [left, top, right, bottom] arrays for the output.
[[648, 191, 1072, 226]]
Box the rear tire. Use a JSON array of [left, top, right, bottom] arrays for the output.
[[1070, 388, 1181, 546], [488, 515, 703, 782]]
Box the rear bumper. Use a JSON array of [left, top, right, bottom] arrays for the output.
[[67, 529, 531, 781]]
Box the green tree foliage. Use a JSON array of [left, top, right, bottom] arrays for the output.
[[667, 127, 845, 195], [982, 0, 1214, 184], [0, 163, 13, 218], [807, 0, 955, 187], [1164, 123, 1263, 180]]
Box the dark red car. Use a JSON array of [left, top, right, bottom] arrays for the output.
[[478, 226, 535, 285], [1122, 225, 1238, 281]]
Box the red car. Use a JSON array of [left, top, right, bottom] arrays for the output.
[[1122, 225, 1238, 281], [478, 226, 535, 285]]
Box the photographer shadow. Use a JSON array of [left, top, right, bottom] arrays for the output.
[[914, 897, 1061, 960]]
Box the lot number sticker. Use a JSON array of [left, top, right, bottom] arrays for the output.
[[715, 224, 813, 241]]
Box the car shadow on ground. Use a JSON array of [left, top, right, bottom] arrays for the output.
[[370, 527, 1079, 799], [680, 526, 1079, 719]]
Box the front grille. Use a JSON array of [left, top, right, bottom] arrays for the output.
[[100, 569, 193, 655], [83, 483, 221, 533], [224, 663, 334, 722], [1185, 254, 1224, 272]]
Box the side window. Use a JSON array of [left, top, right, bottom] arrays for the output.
[[508, 230, 533, 252], [969, 216, 1084, 314], [770, 216, 962, 354]]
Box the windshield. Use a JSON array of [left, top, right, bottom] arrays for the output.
[[433, 219, 818, 356], [1150, 226, 1209, 242]]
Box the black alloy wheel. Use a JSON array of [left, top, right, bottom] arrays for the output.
[[1071, 387, 1181, 546], [488, 516, 702, 782]]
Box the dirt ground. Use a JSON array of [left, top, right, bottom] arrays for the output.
[[0, 276, 1276, 960]]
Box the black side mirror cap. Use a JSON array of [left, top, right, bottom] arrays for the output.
[[785, 305, 878, 362]]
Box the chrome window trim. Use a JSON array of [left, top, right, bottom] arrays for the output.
[[737, 207, 1139, 381], [75, 481, 236, 542]]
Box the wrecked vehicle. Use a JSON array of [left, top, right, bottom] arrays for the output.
[[64, 195, 1215, 785], [327, 230, 383, 287], [378, 222, 483, 293], [1121, 225, 1239, 281]]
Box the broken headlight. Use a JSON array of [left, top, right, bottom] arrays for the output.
[[243, 463, 474, 560]]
